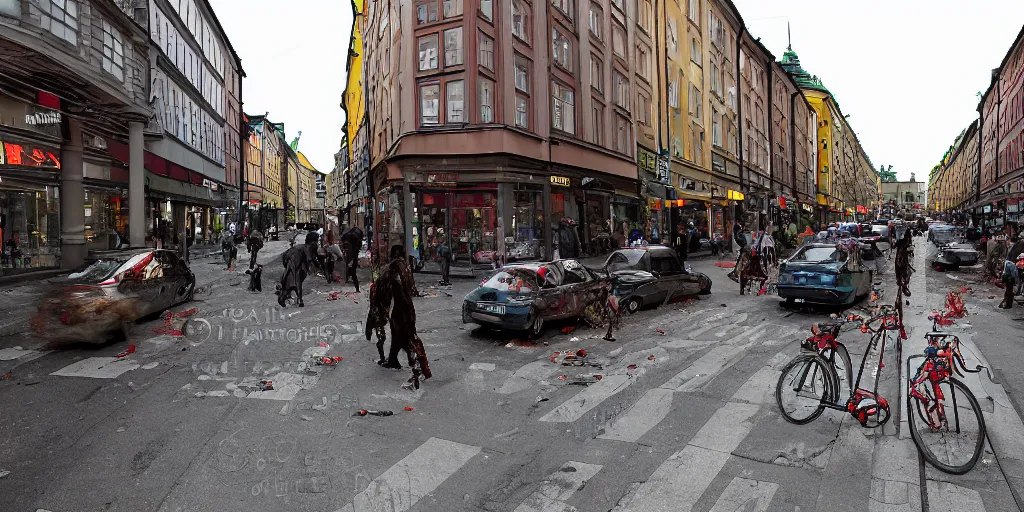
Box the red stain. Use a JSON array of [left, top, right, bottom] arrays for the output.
[[114, 344, 136, 358], [404, 406, 414, 411]]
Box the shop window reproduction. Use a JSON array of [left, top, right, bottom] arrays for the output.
[[420, 83, 440, 124], [443, 0, 462, 17], [444, 27, 463, 66], [101, 20, 125, 82], [515, 95, 529, 129], [416, 0, 439, 24], [479, 32, 494, 71], [512, 0, 529, 42], [551, 82, 575, 134], [552, 28, 572, 71], [479, 78, 495, 123], [418, 34, 439, 70], [446, 80, 465, 123], [515, 56, 530, 92], [32, 0, 80, 45], [480, 0, 492, 21]]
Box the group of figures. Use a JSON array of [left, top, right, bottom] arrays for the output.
[[731, 223, 779, 296]]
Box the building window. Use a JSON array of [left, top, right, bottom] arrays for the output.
[[446, 80, 465, 122], [637, 0, 652, 34], [480, 0, 493, 21], [417, 0, 439, 23], [479, 78, 495, 122], [418, 34, 439, 71], [552, 28, 572, 71], [514, 56, 530, 92], [690, 38, 701, 64], [615, 114, 630, 155], [589, 3, 602, 39], [637, 91, 651, 126], [689, 83, 701, 118], [592, 102, 604, 145], [636, 44, 651, 82], [421, 83, 441, 124], [688, 0, 698, 24], [33, 0, 80, 45], [444, 27, 463, 66], [693, 128, 704, 165], [613, 71, 629, 110], [590, 55, 603, 93], [612, 24, 626, 58], [443, 0, 462, 18], [668, 79, 679, 109], [101, 20, 125, 82], [553, 0, 573, 20], [512, 0, 529, 42], [710, 61, 721, 97], [515, 95, 529, 128], [611, 0, 625, 14], [712, 109, 722, 147], [551, 82, 575, 134], [668, 18, 678, 55], [479, 32, 494, 71]]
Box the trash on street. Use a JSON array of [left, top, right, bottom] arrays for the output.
[[355, 409, 394, 417]]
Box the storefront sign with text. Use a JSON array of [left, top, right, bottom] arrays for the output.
[[550, 176, 571, 187]]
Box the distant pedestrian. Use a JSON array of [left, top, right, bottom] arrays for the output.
[[277, 232, 318, 308], [437, 242, 453, 286], [220, 229, 236, 270], [999, 258, 1019, 309], [246, 228, 264, 270], [673, 224, 689, 263], [341, 226, 364, 292], [557, 218, 581, 259], [1016, 254, 1024, 296], [324, 240, 344, 283], [368, 244, 432, 389]]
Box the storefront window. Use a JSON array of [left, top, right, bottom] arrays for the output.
[[419, 192, 448, 265], [612, 197, 640, 243], [584, 194, 610, 255], [1, 185, 60, 273], [85, 189, 128, 251], [451, 190, 496, 264], [505, 184, 543, 261]]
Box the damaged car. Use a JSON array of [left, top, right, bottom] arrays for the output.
[[30, 249, 196, 342], [601, 246, 712, 314], [777, 242, 873, 306], [927, 224, 979, 271], [462, 259, 611, 335]]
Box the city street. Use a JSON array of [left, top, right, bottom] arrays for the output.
[[1, 238, 1024, 512]]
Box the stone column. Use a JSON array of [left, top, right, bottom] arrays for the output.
[[60, 117, 86, 269], [542, 181, 552, 261], [128, 121, 145, 248]]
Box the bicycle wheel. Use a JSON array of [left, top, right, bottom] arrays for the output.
[[776, 354, 837, 424], [908, 378, 986, 474], [821, 343, 853, 398]]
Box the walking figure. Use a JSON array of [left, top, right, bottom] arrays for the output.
[[366, 245, 432, 389]]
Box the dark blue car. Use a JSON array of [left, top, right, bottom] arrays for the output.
[[462, 260, 610, 335], [777, 242, 873, 306]]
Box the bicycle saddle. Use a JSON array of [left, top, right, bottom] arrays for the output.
[[925, 331, 952, 338], [812, 322, 842, 337]]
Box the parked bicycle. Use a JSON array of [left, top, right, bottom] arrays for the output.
[[775, 304, 905, 428], [904, 314, 988, 474]]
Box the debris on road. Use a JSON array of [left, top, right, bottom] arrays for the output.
[[327, 291, 341, 301], [114, 344, 136, 358], [116, 427, 126, 433], [0, 469, 9, 479], [153, 308, 199, 336], [626, 364, 638, 370], [536, 396, 549, 403], [557, 375, 567, 381], [567, 374, 603, 385], [315, 356, 344, 366], [355, 409, 394, 417], [654, 328, 666, 335], [0, 372, 12, 381], [505, 339, 538, 349], [301, 415, 313, 421], [259, 380, 274, 391], [648, 355, 656, 361], [561, 326, 577, 334], [404, 406, 414, 411]]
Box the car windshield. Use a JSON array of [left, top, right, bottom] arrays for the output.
[[482, 269, 538, 293], [67, 259, 126, 282], [932, 228, 956, 242], [791, 246, 845, 263]]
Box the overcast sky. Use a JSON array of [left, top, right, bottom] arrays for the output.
[[209, 0, 353, 175], [735, 0, 1024, 181]]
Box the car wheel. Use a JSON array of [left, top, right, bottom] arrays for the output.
[[625, 297, 642, 314], [529, 312, 544, 337], [699, 277, 712, 295]]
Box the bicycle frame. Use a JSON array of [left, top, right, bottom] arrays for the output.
[[906, 333, 984, 431]]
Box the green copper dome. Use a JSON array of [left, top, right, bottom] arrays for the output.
[[780, 46, 831, 95]]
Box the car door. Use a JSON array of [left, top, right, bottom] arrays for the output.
[[160, 251, 192, 306], [652, 251, 698, 301], [537, 263, 567, 318], [559, 260, 591, 316]]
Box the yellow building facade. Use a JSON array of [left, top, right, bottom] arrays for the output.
[[343, 0, 365, 165]]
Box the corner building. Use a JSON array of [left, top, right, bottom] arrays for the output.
[[361, 0, 649, 272]]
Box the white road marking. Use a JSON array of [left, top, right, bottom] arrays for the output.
[[614, 402, 759, 511], [730, 366, 782, 405], [0, 347, 43, 361], [597, 388, 673, 442], [707, 477, 778, 512], [50, 357, 140, 379], [512, 461, 602, 512], [338, 437, 481, 512], [498, 361, 558, 395], [659, 343, 751, 392], [539, 348, 668, 423], [469, 362, 496, 371]]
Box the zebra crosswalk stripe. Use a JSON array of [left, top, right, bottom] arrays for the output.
[[336, 437, 481, 512], [512, 462, 602, 512]]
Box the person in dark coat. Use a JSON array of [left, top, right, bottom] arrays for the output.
[[437, 242, 453, 286], [673, 224, 689, 263], [557, 218, 581, 259], [366, 245, 432, 389], [341, 226, 364, 292], [246, 229, 264, 270], [277, 232, 318, 308]]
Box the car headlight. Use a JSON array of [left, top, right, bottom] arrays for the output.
[[820, 274, 837, 286], [778, 273, 793, 284]]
